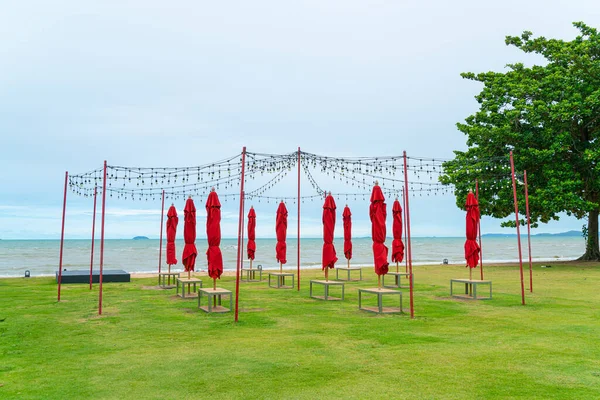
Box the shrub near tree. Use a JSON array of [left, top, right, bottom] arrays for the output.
[[441, 22, 600, 260]]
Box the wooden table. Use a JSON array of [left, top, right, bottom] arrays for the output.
[[383, 272, 411, 289], [268, 272, 294, 289], [450, 279, 492, 300], [198, 287, 232, 313], [358, 288, 403, 314], [158, 272, 180, 288], [335, 266, 363, 281], [176, 277, 203, 298], [241, 266, 263, 282], [310, 280, 345, 301]]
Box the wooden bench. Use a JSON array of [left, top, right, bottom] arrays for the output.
[[450, 279, 492, 300], [383, 272, 411, 289], [176, 277, 202, 298], [335, 266, 363, 281], [268, 272, 295, 289], [358, 288, 403, 314], [241, 265, 263, 282], [158, 272, 180, 288], [198, 288, 232, 313], [310, 280, 345, 301]]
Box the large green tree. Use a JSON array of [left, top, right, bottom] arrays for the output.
[[441, 22, 600, 260]]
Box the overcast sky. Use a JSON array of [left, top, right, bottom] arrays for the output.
[[1, 1, 598, 239]]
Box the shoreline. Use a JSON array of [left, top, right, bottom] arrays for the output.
[[1, 259, 596, 279]]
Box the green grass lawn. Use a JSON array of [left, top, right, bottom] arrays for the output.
[[1, 262, 599, 399]]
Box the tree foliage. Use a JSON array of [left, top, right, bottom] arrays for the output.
[[440, 22, 600, 259]]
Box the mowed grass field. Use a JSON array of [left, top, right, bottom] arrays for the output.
[[1, 262, 599, 399]]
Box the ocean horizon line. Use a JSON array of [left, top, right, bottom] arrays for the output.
[[0, 233, 584, 241]]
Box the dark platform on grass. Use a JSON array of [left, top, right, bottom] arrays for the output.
[[56, 270, 131, 284]]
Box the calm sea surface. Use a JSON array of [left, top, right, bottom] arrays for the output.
[[0, 236, 585, 277]]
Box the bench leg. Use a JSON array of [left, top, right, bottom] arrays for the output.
[[358, 291, 362, 309], [400, 292, 403, 313]]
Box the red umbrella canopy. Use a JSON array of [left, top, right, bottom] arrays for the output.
[[370, 184, 389, 276], [322, 194, 338, 270], [206, 190, 224, 279], [182, 198, 198, 272], [343, 206, 352, 260], [166, 204, 178, 265], [391, 200, 405, 263], [247, 207, 256, 261], [465, 191, 481, 268], [275, 201, 288, 264]]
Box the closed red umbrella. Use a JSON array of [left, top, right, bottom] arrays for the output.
[[370, 183, 389, 286], [182, 197, 198, 279], [322, 193, 338, 280], [206, 189, 223, 289], [166, 204, 178, 274], [275, 201, 288, 272], [391, 199, 405, 272], [465, 191, 481, 279], [247, 207, 256, 269], [343, 205, 352, 267]]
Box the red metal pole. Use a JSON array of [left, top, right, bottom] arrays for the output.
[[476, 179, 483, 280], [524, 170, 533, 293], [297, 147, 301, 291], [234, 147, 247, 322], [57, 171, 68, 302], [240, 194, 245, 272], [403, 186, 408, 274], [403, 151, 414, 319], [99, 161, 108, 315], [158, 190, 165, 283], [510, 151, 526, 305], [89, 186, 97, 290]]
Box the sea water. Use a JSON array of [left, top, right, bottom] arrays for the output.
[[0, 236, 585, 278]]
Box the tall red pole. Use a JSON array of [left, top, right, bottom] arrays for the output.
[[403, 186, 408, 274], [510, 151, 526, 305], [403, 151, 414, 319], [158, 190, 165, 283], [476, 179, 483, 280], [240, 195, 245, 271], [234, 147, 247, 322], [524, 170, 533, 293], [57, 171, 68, 302], [297, 147, 301, 291], [99, 161, 108, 315], [89, 186, 97, 290]]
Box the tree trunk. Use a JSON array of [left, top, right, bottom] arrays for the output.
[[578, 209, 600, 261]]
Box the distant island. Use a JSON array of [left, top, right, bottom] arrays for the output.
[[132, 236, 150, 240], [482, 230, 582, 238]]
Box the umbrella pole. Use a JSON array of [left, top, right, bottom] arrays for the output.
[[396, 261, 399, 273], [213, 278, 217, 307], [378, 275, 381, 289], [469, 267, 473, 295], [347, 258, 350, 268], [250, 259, 252, 270], [325, 267, 328, 282]]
